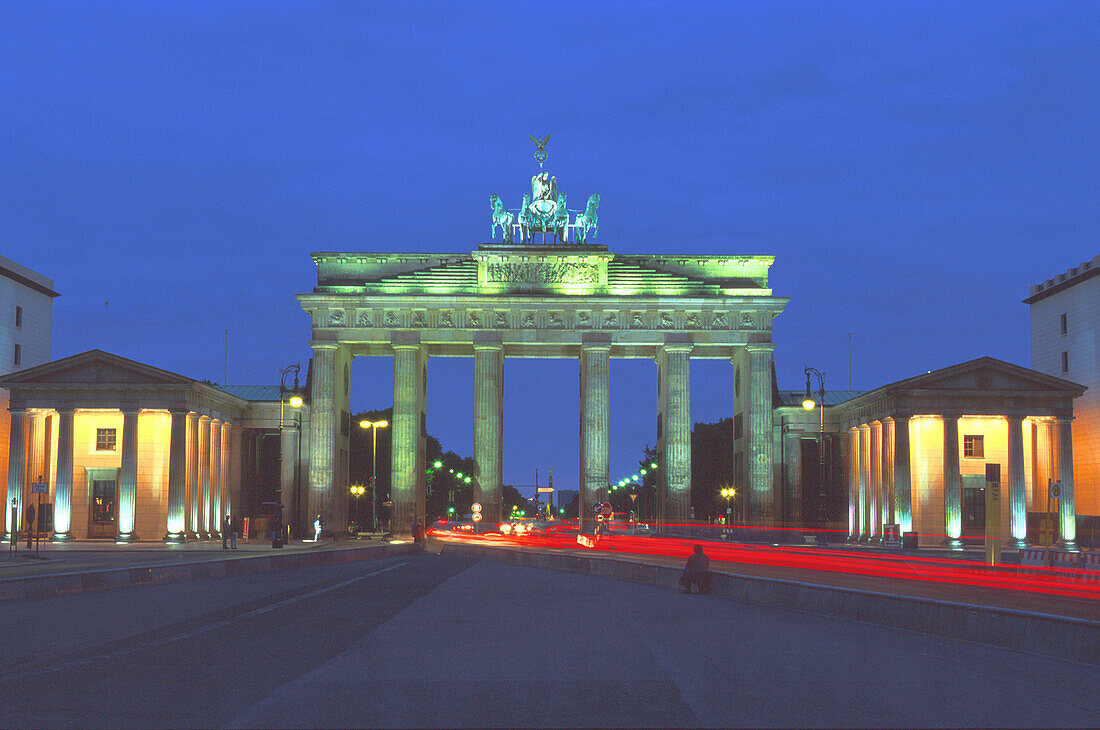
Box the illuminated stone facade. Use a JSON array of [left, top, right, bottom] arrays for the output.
[[1026, 255, 1100, 517], [298, 243, 788, 535], [780, 358, 1084, 548], [0, 350, 310, 542]]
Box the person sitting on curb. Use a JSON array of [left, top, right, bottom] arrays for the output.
[[680, 544, 711, 594]]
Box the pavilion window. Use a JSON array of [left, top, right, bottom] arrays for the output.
[[96, 428, 117, 451], [963, 435, 984, 458]]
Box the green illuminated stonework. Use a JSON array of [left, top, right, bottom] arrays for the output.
[[298, 243, 788, 533]]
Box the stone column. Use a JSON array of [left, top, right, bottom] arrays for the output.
[[473, 337, 504, 525], [117, 410, 139, 542], [221, 423, 231, 519], [870, 421, 882, 542], [847, 427, 859, 541], [657, 341, 692, 527], [186, 412, 199, 539], [308, 343, 338, 535], [4, 409, 26, 540], [52, 410, 75, 541], [229, 422, 242, 517], [746, 344, 775, 524], [1055, 417, 1077, 550], [893, 415, 913, 534], [1007, 414, 1027, 548], [165, 409, 189, 542], [391, 342, 426, 537], [883, 418, 895, 528], [943, 414, 963, 549], [209, 420, 222, 539], [783, 431, 803, 526], [858, 424, 870, 541], [579, 339, 611, 533]]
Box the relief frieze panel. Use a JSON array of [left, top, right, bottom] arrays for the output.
[[486, 262, 599, 284]]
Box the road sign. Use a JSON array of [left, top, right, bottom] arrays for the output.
[[629, 494, 638, 503], [882, 523, 901, 548], [471, 512, 483, 522], [593, 503, 603, 514], [536, 487, 554, 493], [31, 482, 47, 494], [471, 502, 482, 513], [1050, 481, 1062, 499], [601, 502, 612, 517]]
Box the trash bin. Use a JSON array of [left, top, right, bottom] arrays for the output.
[[903, 531, 919, 550]]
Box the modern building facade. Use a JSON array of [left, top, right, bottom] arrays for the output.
[[1026, 255, 1099, 517], [0, 254, 59, 506], [0, 350, 311, 542]]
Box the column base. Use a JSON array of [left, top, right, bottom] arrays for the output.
[[116, 532, 138, 544], [858, 534, 870, 543], [195, 531, 209, 540], [51, 532, 73, 542], [164, 532, 188, 544], [944, 537, 964, 550], [1012, 538, 1029, 550], [1058, 540, 1078, 552], [209, 530, 222, 540]]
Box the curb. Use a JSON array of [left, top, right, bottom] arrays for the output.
[[0, 542, 422, 603], [441, 543, 1100, 665]]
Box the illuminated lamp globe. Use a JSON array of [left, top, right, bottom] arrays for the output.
[[288, 395, 304, 408]]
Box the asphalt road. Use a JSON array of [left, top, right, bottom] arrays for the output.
[[0, 553, 1097, 728]]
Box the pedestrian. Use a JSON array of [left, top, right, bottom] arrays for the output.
[[679, 544, 711, 594], [25, 503, 36, 550], [229, 515, 239, 550], [313, 513, 324, 542], [222, 513, 230, 549]]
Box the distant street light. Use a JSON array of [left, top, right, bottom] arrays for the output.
[[802, 367, 828, 534], [359, 419, 389, 532]]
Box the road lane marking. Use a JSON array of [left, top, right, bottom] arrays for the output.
[[7, 561, 409, 679]]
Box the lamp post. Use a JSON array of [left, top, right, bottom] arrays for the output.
[[719, 487, 737, 524], [359, 419, 389, 532], [349, 485, 365, 531], [279, 363, 303, 542], [802, 367, 827, 534]]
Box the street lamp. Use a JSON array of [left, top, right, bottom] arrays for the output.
[[359, 419, 389, 532], [802, 367, 828, 533], [719, 487, 737, 524], [279, 363, 303, 542], [349, 485, 366, 531]]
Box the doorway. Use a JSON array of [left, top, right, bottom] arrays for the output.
[[87, 468, 119, 539]]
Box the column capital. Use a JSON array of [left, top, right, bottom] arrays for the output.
[[1004, 412, 1027, 423], [660, 343, 693, 355], [745, 342, 776, 354], [309, 341, 341, 351], [1055, 415, 1075, 424]]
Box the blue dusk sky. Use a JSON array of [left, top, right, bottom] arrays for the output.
[[2, 1, 1097, 495]]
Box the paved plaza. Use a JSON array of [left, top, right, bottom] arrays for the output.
[[1, 551, 1097, 728]]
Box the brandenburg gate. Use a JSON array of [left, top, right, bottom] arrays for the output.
[[297, 141, 787, 535]]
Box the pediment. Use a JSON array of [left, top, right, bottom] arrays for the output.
[[894, 357, 1084, 395], [0, 350, 194, 387]]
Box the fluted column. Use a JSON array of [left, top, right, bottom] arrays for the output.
[[4, 409, 26, 540], [473, 338, 504, 525], [1007, 414, 1027, 548], [117, 410, 139, 542], [391, 342, 426, 537], [279, 414, 298, 524], [783, 431, 803, 526], [658, 341, 692, 526], [209, 420, 222, 538], [746, 344, 775, 524], [52, 410, 75, 540], [1055, 417, 1077, 550], [164, 409, 188, 542], [858, 424, 870, 541], [220, 423, 231, 519], [870, 421, 882, 542], [883, 418, 895, 529], [229, 422, 242, 517], [186, 412, 199, 539], [893, 415, 912, 533], [308, 343, 338, 534], [579, 340, 611, 533], [847, 427, 859, 541], [943, 413, 963, 549]]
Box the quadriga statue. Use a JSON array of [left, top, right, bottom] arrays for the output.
[[575, 193, 600, 243], [490, 193, 515, 243]]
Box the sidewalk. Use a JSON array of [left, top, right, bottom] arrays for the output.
[[0, 537, 418, 601]]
